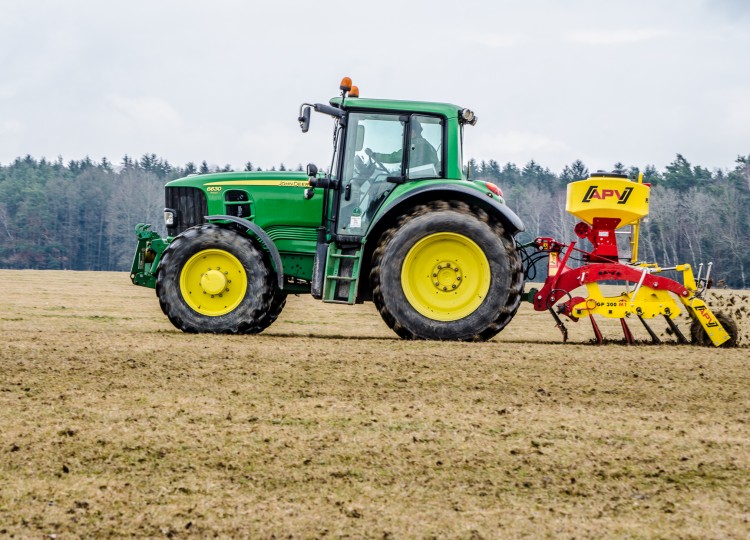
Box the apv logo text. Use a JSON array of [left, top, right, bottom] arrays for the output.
[[582, 185, 634, 205]]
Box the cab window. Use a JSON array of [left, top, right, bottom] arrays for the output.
[[337, 112, 405, 235], [407, 115, 443, 179]]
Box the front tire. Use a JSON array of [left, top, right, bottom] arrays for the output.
[[252, 288, 287, 333], [370, 201, 524, 341], [156, 224, 272, 333]]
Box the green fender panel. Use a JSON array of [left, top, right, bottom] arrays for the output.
[[368, 183, 525, 237], [206, 215, 285, 290]]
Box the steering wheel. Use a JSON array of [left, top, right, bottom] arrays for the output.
[[364, 149, 390, 175], [354, 154, 375, 177]]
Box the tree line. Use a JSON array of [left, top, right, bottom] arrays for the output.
[[1, 153, 748, 288], [0, 155, 304, 272]]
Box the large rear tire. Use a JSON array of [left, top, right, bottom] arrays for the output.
[[370, 201, 524, 341], [156, 224, 273, 333]]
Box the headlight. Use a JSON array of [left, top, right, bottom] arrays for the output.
[[164, 208, 175, 226], [460, 108, 478, 126]]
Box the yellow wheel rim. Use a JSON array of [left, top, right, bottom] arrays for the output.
[[401, 232, 491, 321], [179, 249, 248, 316]]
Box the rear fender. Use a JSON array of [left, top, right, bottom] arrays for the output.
[[369, 183, 525, 237], [206, 215, 285, 290]]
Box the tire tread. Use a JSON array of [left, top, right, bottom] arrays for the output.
[[370, 201, 524, 341]]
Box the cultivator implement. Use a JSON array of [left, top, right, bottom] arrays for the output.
[[522, 172, 738, 347]]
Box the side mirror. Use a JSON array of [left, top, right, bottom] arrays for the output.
[[298, 106, 311, 133], [306, 163, 318, 177]]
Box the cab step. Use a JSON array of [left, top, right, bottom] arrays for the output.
[[322, 245, 362, 304]]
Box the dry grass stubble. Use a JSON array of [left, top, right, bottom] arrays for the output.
[[1, 270, 748, 537]]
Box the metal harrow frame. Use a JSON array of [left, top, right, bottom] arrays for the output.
[[521, 172, 736, 347]]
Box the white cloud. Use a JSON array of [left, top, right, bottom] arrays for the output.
[[710, 0, 750, 19], [0, 84, 18, 100], [566, 28, 669, 45], [0, 121, 25, 164], [237, 123, 328, 171], [106, 95, 183, 131], [465, 32, 518, 48], [0, 120, 23, 136], [467, 131, 570, 168], [1, 2, 749, 171]]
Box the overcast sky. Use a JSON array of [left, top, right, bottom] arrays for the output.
[[1, 0, 749, 174]]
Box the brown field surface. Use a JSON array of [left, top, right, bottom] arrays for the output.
[[1, 270, 748, 538]]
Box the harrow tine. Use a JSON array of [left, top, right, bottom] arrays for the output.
[[637, 314, 661, 344], [548, 308, 568, 343], [588, 314, 603, 345], [620, 318, 635, 345], [663, 314, 688, 344]]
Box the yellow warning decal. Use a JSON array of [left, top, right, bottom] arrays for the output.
[[549, 252, 558, 276], [205, 180, 309, 188]]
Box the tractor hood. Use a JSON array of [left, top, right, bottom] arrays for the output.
[[166, 170, 310, 189], [162, 169, 323, 238]]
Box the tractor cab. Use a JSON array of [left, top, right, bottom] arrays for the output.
[[298, 77, 475, 243], [295, 78, 512, 311], [336, 112, 444, 236]]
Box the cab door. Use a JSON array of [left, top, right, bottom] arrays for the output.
[[336, 112, 406, 236]]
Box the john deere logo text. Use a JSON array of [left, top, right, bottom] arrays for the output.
[[582, 186, 633, 204]]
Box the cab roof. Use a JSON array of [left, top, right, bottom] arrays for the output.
[[329, 96, 463, 119]]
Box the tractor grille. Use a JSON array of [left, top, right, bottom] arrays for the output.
[[165, 186, 208, 236]]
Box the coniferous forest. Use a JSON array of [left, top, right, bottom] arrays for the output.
[[1, 153, 748, 288]]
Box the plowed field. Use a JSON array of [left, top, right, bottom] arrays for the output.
[[1, 270, 748, 538]]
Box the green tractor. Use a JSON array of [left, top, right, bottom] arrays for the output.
[[131, 78, 525, 340]]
